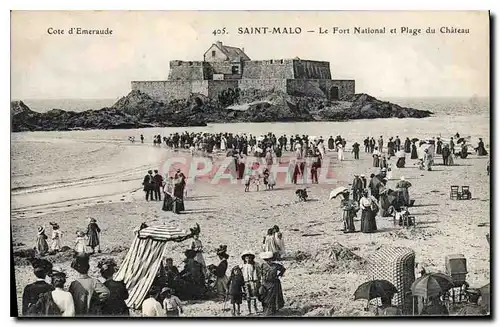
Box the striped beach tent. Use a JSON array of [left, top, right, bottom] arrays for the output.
[[114, 224, 200, 310]]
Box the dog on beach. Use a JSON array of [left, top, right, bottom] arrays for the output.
[[295, 188, 308, 201]]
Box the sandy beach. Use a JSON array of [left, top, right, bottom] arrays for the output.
[[12, 144, 490, 317]]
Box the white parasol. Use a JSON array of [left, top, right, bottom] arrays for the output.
[[257, 136, 265, 142], [255, 147, 263, 153], [329, 186, 349, 200]]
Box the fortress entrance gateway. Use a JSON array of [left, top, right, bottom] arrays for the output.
[[329, 86, 339, 100]]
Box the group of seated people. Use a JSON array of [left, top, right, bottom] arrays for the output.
[[150, 250, 207, 301]]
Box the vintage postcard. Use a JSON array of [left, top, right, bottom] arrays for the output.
[[11, 11, 490, 318]]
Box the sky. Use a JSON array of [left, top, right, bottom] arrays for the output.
[[11, 11, 489, 99]]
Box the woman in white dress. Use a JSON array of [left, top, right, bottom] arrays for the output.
[[337, 144, 345, 161], [220, 136, 227, 151]]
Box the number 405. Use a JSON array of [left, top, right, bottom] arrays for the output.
[[213, 28, 227, 35]]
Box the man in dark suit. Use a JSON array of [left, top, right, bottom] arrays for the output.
[[153, 170, 164, 201], [143, 170, 154, 201], [22, 259, 54, 315]]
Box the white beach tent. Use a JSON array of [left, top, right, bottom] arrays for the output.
[[114, 224, 200, 310]]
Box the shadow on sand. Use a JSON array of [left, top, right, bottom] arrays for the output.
[[179, 209, 218, 214]]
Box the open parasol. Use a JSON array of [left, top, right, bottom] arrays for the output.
[[354, 279, 398, 301], [329, 186, 349, 200], [410, 272, 454, 298]]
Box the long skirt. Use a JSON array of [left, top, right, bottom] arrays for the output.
[[342, 210, 356, 232], [162, 193, 174, 211], [373, 156, 380, 167], [361, 210, 376, 233], [36, 237, 49, 255], [173, 198, 185, 213], [261, 281, 285, 316], [238, 163, 245, 179], [88, 231, 100, 248], [215, 275, 229, 296], [411, 149, 418, 159]]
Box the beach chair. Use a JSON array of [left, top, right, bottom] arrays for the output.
[[461, 186, 471, 200], [450, 186, 461, 200]]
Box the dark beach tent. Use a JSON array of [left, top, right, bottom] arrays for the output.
[[114, 224, 200, 310]]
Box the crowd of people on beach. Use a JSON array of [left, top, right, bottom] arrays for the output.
[[20, 128, 489, 318], [23, 220, 287, 317]]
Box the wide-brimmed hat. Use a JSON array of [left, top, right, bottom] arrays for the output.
[[259, 251, 274, 260], [360, 174, 365, 178], [89, 218, 97, 223], [77, 231, 85, 237], [241, 250, 255, 261], [37, 226, 45, 234], [216, 245, 228, 255]]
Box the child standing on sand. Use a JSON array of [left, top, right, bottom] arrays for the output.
[[74, 231, 87, 254], [241, 251, 260, 315], [49, 222, 63, 253], [34, 226, 49, 256], [227, 266, 245, 316]]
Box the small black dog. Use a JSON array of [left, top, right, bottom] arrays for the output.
[[295, 188, 308, 201]]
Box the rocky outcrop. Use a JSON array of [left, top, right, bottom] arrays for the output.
[[11, 91, 432, 132], [11, 92, 208, 132]]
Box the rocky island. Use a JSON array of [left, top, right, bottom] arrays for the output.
[[11, 90, 432, 132]]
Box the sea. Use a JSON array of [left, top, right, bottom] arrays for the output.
[[11, 97, 490, 216]]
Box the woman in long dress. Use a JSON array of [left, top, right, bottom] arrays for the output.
[[86, 218, 101, 254], [214, 249, 229, 297], [337, 144, 344, 161], [191, 234, 207, 276], [162, 177, 174, 211], [172, 174, 186, 213], [259, 251, 286, 316], [220, 136, 227, 151], [359, 191, 377, 233], [410, 142, 418, 159], [35, 226, 49, 256]]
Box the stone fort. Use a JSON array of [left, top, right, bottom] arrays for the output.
[[131, 41, 355, 102]]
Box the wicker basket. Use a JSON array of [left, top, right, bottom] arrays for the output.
[[368, 246, 416, 314]]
